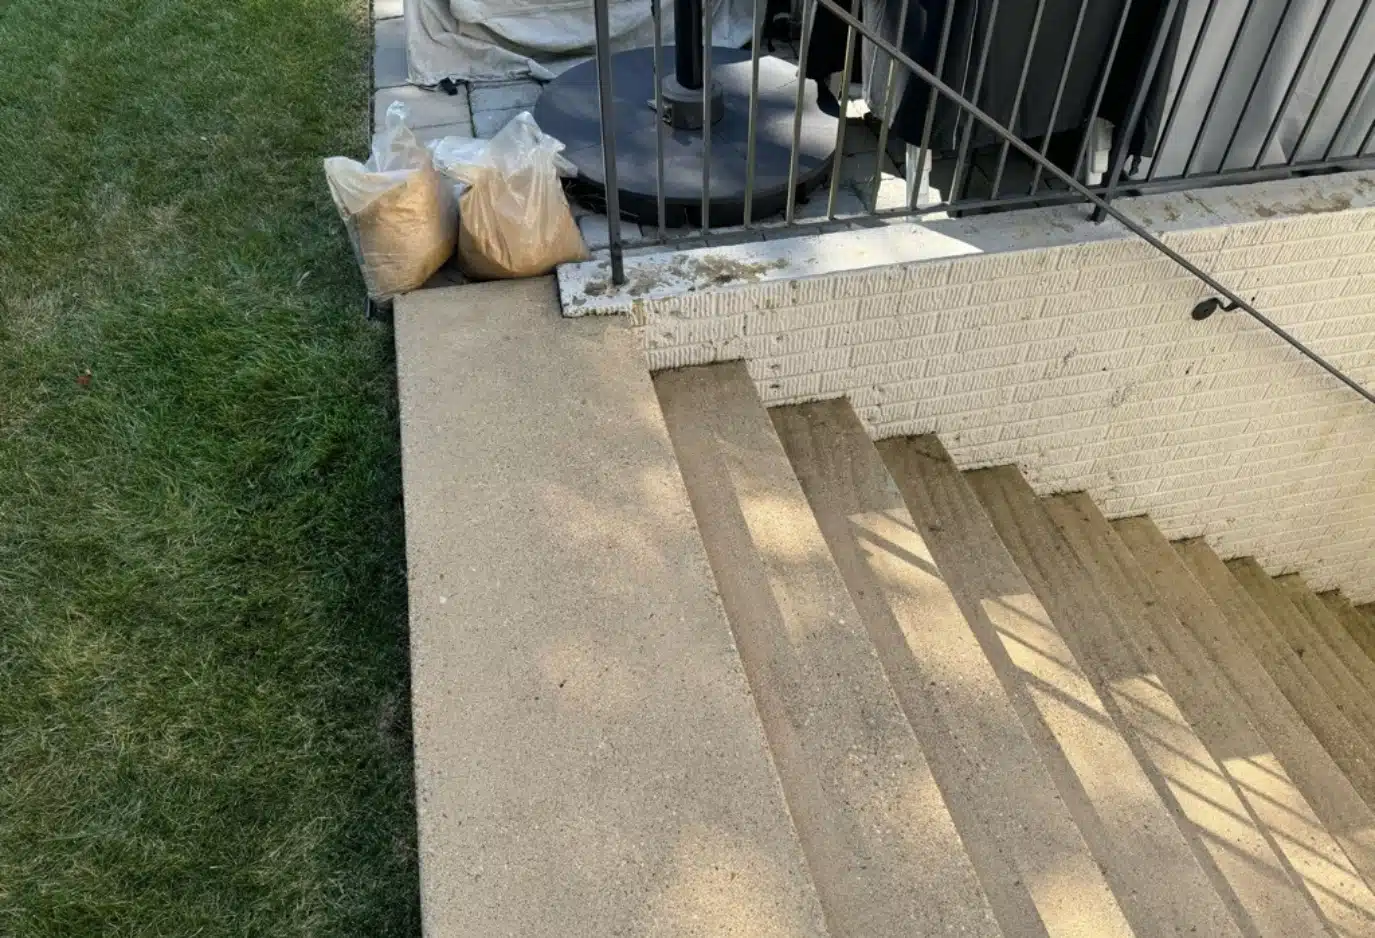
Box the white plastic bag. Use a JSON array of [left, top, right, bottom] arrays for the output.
[[324, 102, 457, 300], [431, 112, 588, 280]]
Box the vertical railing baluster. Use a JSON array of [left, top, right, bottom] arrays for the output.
[[1292, 0, 1371, 161], [651, 0, 667, 239], [785, 0, 817, 224], [826, 0, 862, 219], [1094, 0, 1181, 221], [592, 0, 624, 284], [1028, 0, 1088, 195], [1360, 113, 1375, 155], [906, 0, 957, 210], [1147, 0, 1220, 181], [1218, 0, 1298, 170], [743, 0, 765, 227], [1072, 0, 1134, 183], [948, 0, 1002, 206], [1183, 0, 1258, 176], [701, 0, 714, 235], [1254, 0, 1338, 168], [989, 0, 1048, 198], [1322, 42, 1375, 160], [869, 0, 912, 212]]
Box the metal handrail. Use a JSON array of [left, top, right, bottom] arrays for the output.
[[804, 0, 1375, 406]]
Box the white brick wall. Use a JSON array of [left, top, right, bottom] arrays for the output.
[[560, 172, 1375, 602]]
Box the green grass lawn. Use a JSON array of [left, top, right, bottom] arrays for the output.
[[0, 0, 419, 934]]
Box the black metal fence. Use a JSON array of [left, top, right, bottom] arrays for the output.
[[582, 0, 1375, 254], [569, 0, 1375, 406]]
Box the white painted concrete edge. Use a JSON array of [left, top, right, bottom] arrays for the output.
[[557, 171, 1375, 317]]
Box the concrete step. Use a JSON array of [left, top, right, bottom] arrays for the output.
[[967, 467, 1328, 938], [876, 436, 1240, 938], [1047, 497, 1375, 938], [394, 280, 829, 938], [654, 363, 1002, 938], [1227, 558, 1375, 750], [771, 400, 1132, 938], [1278, 576, 1375, 710], [1322, 592, 1375, 668], [1164, 537, 1375, 847], [1115, 519, 1375, 903]]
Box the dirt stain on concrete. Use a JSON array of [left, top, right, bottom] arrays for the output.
[[580, 252, 788, 303], [1254, 192, 1353, 218]]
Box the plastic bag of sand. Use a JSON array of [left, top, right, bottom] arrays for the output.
[[431, 112, 587, 280], [324, 102, 457, 300]]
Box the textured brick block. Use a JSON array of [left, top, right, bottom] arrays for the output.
[[935, 346, 1031, 377], [750, 348, 850, 379], [942, 297, 1047, 331], [945, 249, 1061, 283], [1253, 277, 1350, 307], [1052, 284, 1149, 315], [1084, 257, 1182, 289], [1213, 243, 1286, 271], [851, 333, 958, 367], [968, 270, 1079, 305], [893, 283, 974, 316], [644, 344, 720, 370], [1281, 231, 1375, 262], [1016, 424, 1112, 453], [755, 372, 824, 402], [746, 301, 857, 334], [742, 325, 830, 358], [846, 313, 939, 345], [942, 362, 1049, 396], [919, 386, 1015, 418], [1235, 258, 1339, 290], [1138, 277, 1214, 303], [645, 314, 745, 348], [954, 317, 1064, 352]]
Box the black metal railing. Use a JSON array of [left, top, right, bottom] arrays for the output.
[[579, 0, 1375, 405], [583, 0, 1375, 242]]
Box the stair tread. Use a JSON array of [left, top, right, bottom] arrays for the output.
[[655, 364, 1001, 938], [394, 281, 829, 938], [878, 436, 1240, 938], [1049, 497, 1375, 938], [1277, 575, 1375, 709], [1321, 592, 1375, 666], [1178, 544, 1375, 797], [1163, 536, 1375, 856], [773, 401, 1131, 938], [1227, 559, 1375, 748], [1114, 518, 1375, 904], [967, 467, 1329, 938]]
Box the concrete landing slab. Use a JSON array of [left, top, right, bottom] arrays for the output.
[[374, 16, 408, 89], [394, 278, 829, 938], [473, 106, 524, 139], [469, 79, 542, 114], [374, 84, 472, 132]]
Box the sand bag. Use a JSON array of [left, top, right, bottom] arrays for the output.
[[431, 112, 587, 280], [324, 102, 457, 300]]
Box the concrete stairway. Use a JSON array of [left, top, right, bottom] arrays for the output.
[[653, 362, 1375, 938], [396, 284, 1375, 938]]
